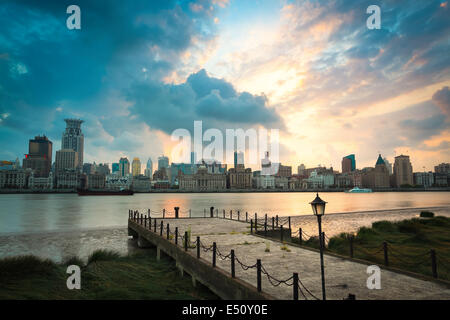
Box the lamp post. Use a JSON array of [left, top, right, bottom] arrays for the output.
[[310, 193, 327, 300]]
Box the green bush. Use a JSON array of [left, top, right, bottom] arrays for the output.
[[0, 255, 57, 279], [420, 211, 434, 218], [87, 250, 121, 264]]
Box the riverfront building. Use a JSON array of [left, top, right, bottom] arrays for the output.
[[22, 135, 52, 177], [179, 165, 226, 191], [158, 156, 169, 171], [393, 155, 413, 187], [61, 119, 84, 167], [361, 154, 390, 189], [55, 149, 79, 172], [132, 157, 141, 177], [119, 157, 130, 177], [228, 164, 252, 189]]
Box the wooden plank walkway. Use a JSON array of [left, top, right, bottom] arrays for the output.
[[129, 215, 450, 300]]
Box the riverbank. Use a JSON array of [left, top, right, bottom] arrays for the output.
[[1, 187, 449, 194], [0, 249, 218, 299]]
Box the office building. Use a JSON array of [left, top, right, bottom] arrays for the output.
[[119, 157, 130, 177], [22, 135, 52, 177], [132, 157, 141, 177], [342, 154, 356, 173], [61, 119, 84, 166], [55, 149, 79, 172], [393, 155, 413, 187], [158, 155, 169, 170]]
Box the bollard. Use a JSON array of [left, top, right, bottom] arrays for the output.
[[184, 232, 188, 251], [431, 249, 438, 278], [175, 227, 178, 245], [281, 225, 284, 242], [231, 250, 235, 278], [257, 259, 262, 292], [212, 242, 217, 267], [250, 219, 253, 234], [223, 209, 225, 219], [238, 211, 240, 221], [264, 222, 267, 237], [189, 209, 191, 218], [293, 273, 299, 300], [163, 208, 165, 219], [160, 221, 163, 236], [174, 207, 179, 219], [246, 212, 248, 222], [167, 223, 170, 240], [272, 217, 275, 230], [210, 206, 214, 218], [230, 210, 232, 220], [197, 237, 200, 259], [383, 242, 389, 266], [349, 235, 354, 258], [299, 228, 302, 245], [148, 208, 151, 218]]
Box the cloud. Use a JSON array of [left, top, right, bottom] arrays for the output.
[[127, 69, 283, 134], [432, 86, 450, 117]]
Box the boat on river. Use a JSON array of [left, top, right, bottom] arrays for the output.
[[345, 187, 372, 193], [77, 188, 134, 196]]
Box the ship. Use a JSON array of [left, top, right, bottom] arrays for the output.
[[345, 187, 372, 193], [77, 188, 134, 196]]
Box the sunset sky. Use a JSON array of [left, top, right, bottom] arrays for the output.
[[0, 0, 449, 172]]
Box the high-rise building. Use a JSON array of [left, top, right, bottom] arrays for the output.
[[112, 163, 119, 174], [158, 155, 169, 171], [61, 119, 84, 166], [55, 149, 79, 172], [119, 157, 130, 177], [22, 135, 53, 177], [144, 158, 153, 178], [190, 152, 197, 165], [297, 164, 306, 175], [132, 157, 141, 177], [342, 154, 355, 173], [393, 155, 413, 187], [234, 151, 244, 168]]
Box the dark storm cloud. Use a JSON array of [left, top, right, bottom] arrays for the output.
[[432, 86, 450, 117]]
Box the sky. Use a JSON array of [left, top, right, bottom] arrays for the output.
[[0, 0, 449, 172]]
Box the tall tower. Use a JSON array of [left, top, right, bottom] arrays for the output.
[[23, 135, 53, 177], [119, 157, 130, 177], [145, 158, 153, 178], [132, 157, 141, 176], [62, 119, 84, 166], [393, 155, 413, 187]]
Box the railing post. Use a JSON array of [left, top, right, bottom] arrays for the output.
[[223, 209, 225, 219], [163, 208, 165, 219], [293, 273, 299, 300], [154, 219, 157, 232], [383, 242, 389, 266], [255, 213, 258, 231], [167, 223, 170, 240], [281, 225, 284, 242], [204, 208, 206, 218], [265, 214, 267, 226], [264, 222, 267, 237], [288, 217, 291, 231], [349, 235, 354, 258], [212, 242, 217, 267], [257, 259, 262, 292], [140, 214, 143, 225], [272, 217, 275, 230], [238, 211, 240, 221], [148, 208, 151, 218], [299, 228, 302, 245], [250, 219, 253, 234], [189, 209, 191, 218], [160, 221, 163, 236], [246, 212, 248, 222], [431, 249, 438, 278], [144, 216, 147, 228], [197, 237, 200, 259], [184, 231, 188, 251], [231, 250, 235, 278], [230, 210, 232, 220], [175, 227, 178, 245]]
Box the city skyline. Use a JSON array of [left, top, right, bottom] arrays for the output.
[[0, 1, 449, 171]]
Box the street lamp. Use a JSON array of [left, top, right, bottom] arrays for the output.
[[310, 193, 327, 300]]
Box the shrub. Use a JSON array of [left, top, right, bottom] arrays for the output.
[[87, 250, 121, 264], [0, 255, 56, 279], [420, 211, 434, 218]]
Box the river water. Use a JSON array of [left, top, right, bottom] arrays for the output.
[[0, 192, 449, 261]]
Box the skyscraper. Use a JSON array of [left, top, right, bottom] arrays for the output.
[[342, 154, 356, 173], [158, 155, 169, 170], [61, 119, 84, 166], [119, 157, 130, 177], [234, 151, 244, 168], [55, 149, 79, 172], [132, 157, 141, 176], [144, 158, 153, 178], [393, 155, 413, 187], [111, 163, 119, 174], [22, 135, 52, 177]]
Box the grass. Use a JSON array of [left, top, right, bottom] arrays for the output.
[[296, 216, 450, 281], [0, 250, 218, 300]]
